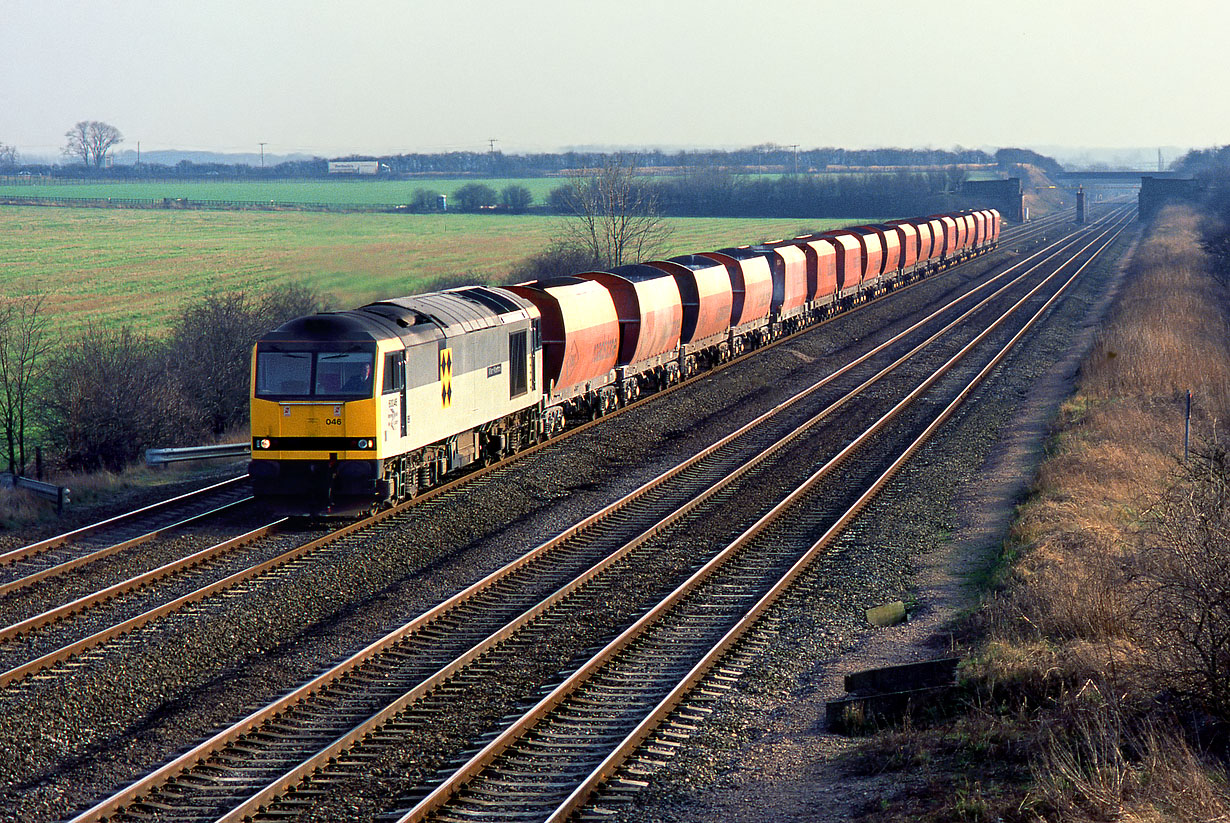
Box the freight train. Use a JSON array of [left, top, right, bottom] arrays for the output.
[[250, 209, 1001, 514]]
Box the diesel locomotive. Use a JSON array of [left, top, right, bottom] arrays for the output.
[[249, 209, 1000, 514]]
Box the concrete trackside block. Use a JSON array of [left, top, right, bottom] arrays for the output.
[[826, 657, 961, 734], [865, 600, 907, 627], [826, 685, 956, 734], [843, 657, 959, 695]]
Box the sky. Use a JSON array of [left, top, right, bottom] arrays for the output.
[[2, 0, 1227, 160]]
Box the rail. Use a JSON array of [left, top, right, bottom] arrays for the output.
[[412, 213, 1138, 823], [144, 443, 249, 466]]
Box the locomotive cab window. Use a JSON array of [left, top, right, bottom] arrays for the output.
[[256, 351, 312, 396], [317, 352, 373, 396], [509, 330, 527, 398], [383, 352, 406, 394]]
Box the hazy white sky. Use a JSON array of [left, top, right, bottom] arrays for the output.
[[2, 0, 1226, 158]]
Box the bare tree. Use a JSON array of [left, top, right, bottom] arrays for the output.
[[63, 120, 123, 167], [556, 154, 672, 269], [168, 284, 333, 436], [0, 292, 51, 474], [37, 321, 202, 472], [0, 143, 17, 167]]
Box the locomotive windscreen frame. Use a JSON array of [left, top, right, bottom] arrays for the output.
[[255, 342, 377, 400]]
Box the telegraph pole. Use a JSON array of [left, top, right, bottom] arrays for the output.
[[259, 142, 268, 168], [788, 144, 799, 174]]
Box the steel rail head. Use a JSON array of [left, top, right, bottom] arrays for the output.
[[0, 496, 253, 601], [0, 475, 249, 565], [205, 216, 1127, 821], [0, 519, 293, 690], [66, 234, 1016, 821], [0, 509, 277, 643], [220, 210, 1132, 823]]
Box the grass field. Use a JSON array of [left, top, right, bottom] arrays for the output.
[[0, 169, 986, 206], [1, 206, 863, 337]]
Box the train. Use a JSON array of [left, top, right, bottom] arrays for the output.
[[249, 208, 1001, 514]]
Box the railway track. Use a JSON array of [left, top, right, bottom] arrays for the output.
[[0, 214, 1056, 692], [409, 212, 1136, 823], [60, 207, 1132, 823], [0, 475, 253, 600]]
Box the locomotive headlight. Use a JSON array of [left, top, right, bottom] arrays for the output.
[[357, 439, 369, 449], [258, 438, 271, 450]]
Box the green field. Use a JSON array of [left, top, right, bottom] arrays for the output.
[[0, 177, 566, 206], [1, 207, 864, 337], [0, 168, 985, 206]]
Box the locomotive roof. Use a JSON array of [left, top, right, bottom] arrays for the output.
[[262, 311, 393, 343], [260, 286, 534, 347], [369, 287, 534, 335]]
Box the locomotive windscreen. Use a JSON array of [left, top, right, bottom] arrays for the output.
[[256, 345, 376, 399]]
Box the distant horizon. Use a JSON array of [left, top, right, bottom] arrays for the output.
[[8, 143, 1199, 172]]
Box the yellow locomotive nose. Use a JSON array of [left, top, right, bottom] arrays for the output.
[[277, 402, 344, 436]]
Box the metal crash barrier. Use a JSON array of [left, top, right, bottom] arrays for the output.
[[145, 443, 250, 467], [0, 473, 70, 515]]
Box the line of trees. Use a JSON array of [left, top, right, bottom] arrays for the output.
[[388, 166, 965, 219], [4, 140, 1020, 181], [0, 284, 330, 475]]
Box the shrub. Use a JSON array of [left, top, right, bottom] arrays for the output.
[[409, 187, 442, 212], [508, 243, 599, 283], [451, 183, 497, 212], [500, 185, 533, 213], [37, 322, 202, 472], [1132, 446, 1230, 720]]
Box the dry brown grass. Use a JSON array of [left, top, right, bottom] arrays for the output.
[[855, 206, 1230, 822], [1032, 703, 1230, 823], [991, 207, 1230, 662], [985, 205, 1230, 819]]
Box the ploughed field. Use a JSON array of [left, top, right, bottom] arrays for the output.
[[1, 228, 1104, 822], [0, 206, 857, 336]]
